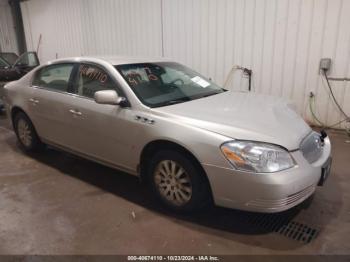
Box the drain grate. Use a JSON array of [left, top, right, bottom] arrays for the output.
[[277, 221, 319, 243], [242, 212, 319, 244]]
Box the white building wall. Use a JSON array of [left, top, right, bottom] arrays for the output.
[[20, 0, 350, 129], [20, 0, 163, 60], [0, 0, 18, 53]]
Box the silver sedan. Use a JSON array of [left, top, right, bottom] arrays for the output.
[[2, 56, 332, 212]]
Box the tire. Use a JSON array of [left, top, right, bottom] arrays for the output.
[[148, 150, 210, 212], [13, 112, 44, 152]]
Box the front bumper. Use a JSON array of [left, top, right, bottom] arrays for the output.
[[203, 137, 331, 213]]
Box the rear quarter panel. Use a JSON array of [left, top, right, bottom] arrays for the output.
[[3, 70, 37, 126]]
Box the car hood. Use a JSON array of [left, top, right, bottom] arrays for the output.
[[154, 91, 311, 150]]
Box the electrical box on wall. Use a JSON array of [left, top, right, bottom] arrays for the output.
[[319, 58, 332, 73]]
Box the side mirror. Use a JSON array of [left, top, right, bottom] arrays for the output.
[[94, 90, 126, 106]]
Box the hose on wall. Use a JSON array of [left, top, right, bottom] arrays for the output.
[[223, 65, 252, 91]]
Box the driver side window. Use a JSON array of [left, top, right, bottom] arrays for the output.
[[73, 64, 117, 99]]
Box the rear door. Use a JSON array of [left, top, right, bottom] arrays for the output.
[[29, 63, 77, 147]]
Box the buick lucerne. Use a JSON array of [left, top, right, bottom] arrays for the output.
[[3, 56, 332, 212]]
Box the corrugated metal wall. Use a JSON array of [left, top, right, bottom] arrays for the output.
[[21, 0, 162, 60], [0, 0, 18, 53], [20, 0, 350, 128]]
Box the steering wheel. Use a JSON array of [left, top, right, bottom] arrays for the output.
[[170, 78, 184, 86]]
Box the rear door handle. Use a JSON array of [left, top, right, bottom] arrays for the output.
[[69, 109, 82, 116]]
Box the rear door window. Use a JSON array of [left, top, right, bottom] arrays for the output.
[[33, 64, 74, 92]]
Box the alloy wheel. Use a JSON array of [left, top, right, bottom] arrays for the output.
[[154, 160, 192, 206], [17, 119, 32, 147]]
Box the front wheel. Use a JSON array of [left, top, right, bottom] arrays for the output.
[[148, 150, 210, 212], [14, 112, 44, 152]]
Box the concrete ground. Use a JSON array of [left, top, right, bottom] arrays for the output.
[[0, 111, 349, 255]]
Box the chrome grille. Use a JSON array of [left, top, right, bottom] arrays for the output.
[[300, 132, 323, 163]]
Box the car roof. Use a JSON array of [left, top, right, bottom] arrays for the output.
[[47, 55, 173, 66]]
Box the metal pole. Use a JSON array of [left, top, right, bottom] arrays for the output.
[[9, 0, 27, 54]]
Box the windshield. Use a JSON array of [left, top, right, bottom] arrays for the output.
[[0, 57, 10, 68], [0, 52, 18, 65], [115, 62, 225, 107]]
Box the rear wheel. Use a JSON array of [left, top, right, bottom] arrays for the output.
[[148, 150, 210, 212], [14, 112, 44, 152]]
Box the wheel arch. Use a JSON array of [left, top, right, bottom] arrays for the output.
[[139, 139, 213, 199], [10, 106, 44, 151], [10, 106, 28, 127]]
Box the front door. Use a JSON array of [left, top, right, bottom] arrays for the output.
[[65, 63, 138, 171]]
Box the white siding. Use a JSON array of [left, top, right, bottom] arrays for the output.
[[20, 0, 350, 128], [0, 0, 18, 53], [20, 0, 163, 61]]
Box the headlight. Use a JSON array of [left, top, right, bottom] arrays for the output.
[[221, 141, 295, 173]]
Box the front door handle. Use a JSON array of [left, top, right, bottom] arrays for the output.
[[69, 109, 82, 116], [29, 98, 39, 104]]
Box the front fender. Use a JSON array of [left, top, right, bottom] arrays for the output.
[[132, 112, 233, 171]]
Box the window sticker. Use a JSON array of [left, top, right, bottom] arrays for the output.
[[191, 76, 210, 88], [80, 65, 108, 84]]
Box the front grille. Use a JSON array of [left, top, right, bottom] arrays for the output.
[[300, 131, 323, 163], [247, 184, 316, 210]]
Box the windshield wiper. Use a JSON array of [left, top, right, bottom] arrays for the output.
[[195, 90, 224, 100], [161, 97, 191, 106]]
